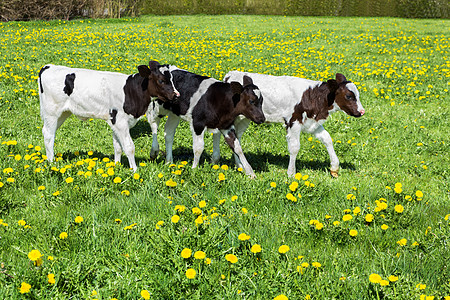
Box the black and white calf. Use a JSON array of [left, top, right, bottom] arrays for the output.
[[148, 67, 265, 177], [219, 71, 365, 177], [38, 61, 179, 171]]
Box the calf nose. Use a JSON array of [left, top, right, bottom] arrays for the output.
[[360, 109, 365, 116]]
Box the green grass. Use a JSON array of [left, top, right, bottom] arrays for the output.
[[0, 15, 449, 299]]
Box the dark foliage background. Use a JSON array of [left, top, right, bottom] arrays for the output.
[[1, 0, 448, 21]]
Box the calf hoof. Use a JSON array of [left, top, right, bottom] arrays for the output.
[[330, 169, 339, 178], [150, 150, 163, 161]]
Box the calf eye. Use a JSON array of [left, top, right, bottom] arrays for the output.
[[345, 95, 354, 100]]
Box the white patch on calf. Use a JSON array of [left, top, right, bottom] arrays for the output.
[[254, 88, 261, 99], [346, 82, 364, 112], [184, 78, 218, 123]]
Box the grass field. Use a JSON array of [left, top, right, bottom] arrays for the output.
[[0, 15, 449, 299]]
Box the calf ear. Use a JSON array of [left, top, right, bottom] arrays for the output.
[[138, 65, 150, 77], [336, 73, 347, 84], [148, 60, 161, 72], [243, 75, 253, 86], [230, 81, 244, 95]]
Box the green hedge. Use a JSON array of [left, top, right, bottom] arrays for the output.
[[1, 0, 448, 21], [142, 0, 449, 18]]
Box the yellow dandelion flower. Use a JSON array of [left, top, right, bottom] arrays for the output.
[[286, 193, 297, 202], [343, 214, 353, 221], [315, 222, 324, 230], [47, 273, 55, 284], [140, 289, 150, 300], [198, 200, 206, 208], [28, 249, 42, 261], [278, 245, 290, 254], [185, 268, 196, 279], [74, 216, 83, 223], [349, 229, 358, 237], [194, 251, 206, 260], [380, 279, 389, 286], [397, 238, 407, 246], [225, 254, 238, 263], [175, 205, 186, 212], [381, 224, 389, 230], [165, 179, 177, 187], [218, 173, 225, 182], [171, 215, 180, 223], [241, 207, 248, 214], [270, 182, 277, 188], [133, 173, 140, 180], [59, 232, 68, 239], [416, 190, 423, 198], [289, 181, 298, 191], [312, 262, 322, 268], [365, 214, 374, 222], [192, 207, 202, 215], [18, 219, 26, 226], [238, 233, 250, 241], [273, 295, 288, 300], [19, 282, 31, 294], [346, 193, 356, 200], [113, 177, 122, 183], [250, 244, 262, 253], [369, 273, 382, 283], [388, 275, 399, 282], [181, 248, 192, 259], [394, 204, 404, 213]]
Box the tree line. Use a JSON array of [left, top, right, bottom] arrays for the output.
[[1, 0, 448, 21]]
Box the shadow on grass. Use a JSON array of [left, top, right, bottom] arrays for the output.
[[146, 147, 356, 174]]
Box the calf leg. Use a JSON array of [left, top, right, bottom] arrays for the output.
[[211, 132, 221, 164], [148, 115, 161, 160], [212, 118, 251, 168], [42, 111, 71, 161], [232, 118, 251, 169], [286, 121, 302, 177], [313, 125, 339, 177], [222, 128, 255, 178], [191, 128, 205, 169], [112, 132, 122, 164], [110, 122, 137, 171], [164, 114, 180, 163]]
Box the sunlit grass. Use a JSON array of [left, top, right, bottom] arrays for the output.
[[0, 15, 449, 299]]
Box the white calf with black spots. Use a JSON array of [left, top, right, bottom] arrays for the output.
[[221, 71, 365, 177], [38, 61, 179, 171]]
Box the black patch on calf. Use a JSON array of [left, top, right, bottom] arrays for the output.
[[191, 82, 236, 135], [141, 77, 149, 91], [110, 109, 118, 125], [289, 82, 332, 127], [38, 65, 50, 93], [160, 70, 210, 116], [123, 74, 152, 119], [63, 73, 76, 96]]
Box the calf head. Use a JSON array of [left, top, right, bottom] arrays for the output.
[[138, 61, 180, 102], [330, 73, 365, 117], [230, 75, 266, 124]]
